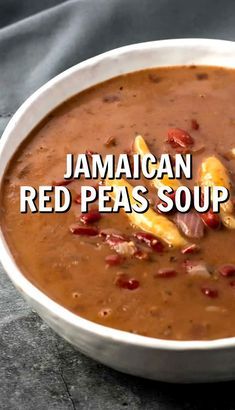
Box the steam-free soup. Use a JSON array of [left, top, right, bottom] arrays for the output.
[[1, 66, 235, 340]]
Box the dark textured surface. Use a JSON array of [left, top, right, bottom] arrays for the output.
[[1, 1, 235, 408]]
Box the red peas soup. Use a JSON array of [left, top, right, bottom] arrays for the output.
[[1, 65, 235, 341]]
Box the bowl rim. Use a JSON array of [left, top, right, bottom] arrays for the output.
[[1, 37, 235, 351]]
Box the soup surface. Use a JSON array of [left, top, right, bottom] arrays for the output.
[[1, 66, 235, 341]]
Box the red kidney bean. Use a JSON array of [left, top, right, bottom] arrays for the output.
[[218, 264, 235, 277], [191, 119, 200, 130], [70, 225, 99, 236], [200, 209, 221, 229], [115, 274, 140, 290], [167, 128, 194, 148], [201, 287, 218, 298], [154, 269, 177, 278], [134, 232, 164, 252], [181, 244, 200, 254], [230, 280, 235, 287], [80, 209, 101, 224]]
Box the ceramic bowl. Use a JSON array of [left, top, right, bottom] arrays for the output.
[[1, 38, 235, 383]]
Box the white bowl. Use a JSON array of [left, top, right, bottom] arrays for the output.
[[1, 38, 235, 383]]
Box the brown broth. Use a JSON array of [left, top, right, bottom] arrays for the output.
[[1, 65, 235, 341]]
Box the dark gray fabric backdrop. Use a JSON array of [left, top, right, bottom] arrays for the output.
[[1, 1, 235, 409]]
